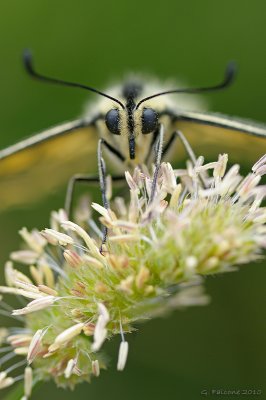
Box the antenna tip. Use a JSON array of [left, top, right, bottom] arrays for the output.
[[23, 49, 33, 71], [226, 61, 237, 82]]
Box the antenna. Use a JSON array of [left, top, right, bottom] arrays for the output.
[[136, 62, 236, 109], [23, 49, 125, 109]]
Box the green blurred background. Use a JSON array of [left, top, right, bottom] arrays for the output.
[[0, 1, 265, 399]]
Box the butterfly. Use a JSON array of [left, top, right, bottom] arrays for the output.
[[1, 50, 266, 211]]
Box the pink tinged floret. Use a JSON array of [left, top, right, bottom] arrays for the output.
[[91, 360, 100, 377], [63, 250, 83, 267], [41, 229, 74, 246], [54, 323, 84, 346], [237, 174, 261, 198], [12, 296, 58, 315], [252, 154, 266, 175], [61, 220, 103, 259], [64, 358, 77, 379], [92, 303, 110, 352], [161, 162, 177, 194], [27, 328, 48, 365], [125, 171, 139, 191], [0, 286, 44, 299]]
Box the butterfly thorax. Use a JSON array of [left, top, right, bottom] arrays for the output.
[[91, 79, 176, 166]]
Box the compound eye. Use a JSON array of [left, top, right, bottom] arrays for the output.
[[105, 109, 120, 135], [142, 108, 158, 134]]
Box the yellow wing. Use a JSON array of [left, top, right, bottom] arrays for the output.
[[170, 110, 266, 166], [0, 119, 99, 210]]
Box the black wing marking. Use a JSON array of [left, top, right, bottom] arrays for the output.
[[175, 110, 266, 138], [170, 110, 266, 165], [0, 119, 90, 159]]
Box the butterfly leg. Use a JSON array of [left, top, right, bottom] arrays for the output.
[[65, 139, 125, 251], [97, 139, 127, 252], [65, 136, 125, 215], [162, 129, 207, 187], [65, 172, 125, 217], [162, 129, 197, 164], [149, 124, 164, 203], [65, 174, 100, 217], [97, 139, 109, 248], [144, 127, 160, 164]]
